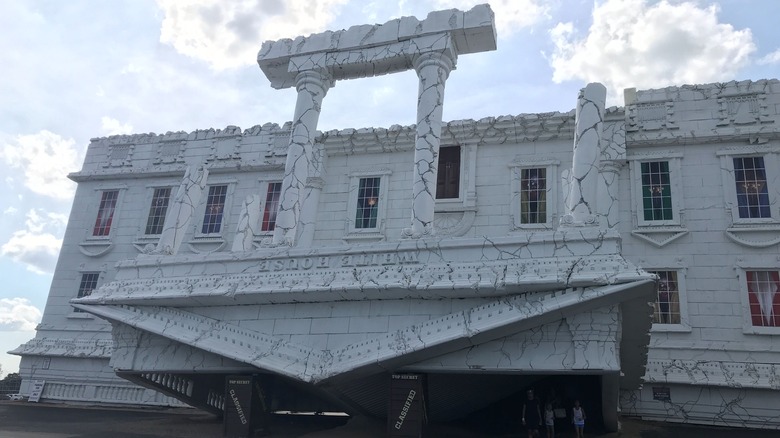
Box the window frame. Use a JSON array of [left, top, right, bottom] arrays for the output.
[[717, 147, 779, 226], [259, 180, 283, 235], [509, 160, 559, 230], [84, 186, 126, 242], [436, 145, 462, 200], [92, 189, 120, 238], [737, 261, 780, 335], [345, 169, 391, 240], [143, 187, 173, 236], [193, 181, 236, 239], [629, 153, 684, 228], [644, 265, 691, 333], [72, 271, 101, 314]]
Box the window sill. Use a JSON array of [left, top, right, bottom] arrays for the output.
[[344, 230, 385, 242], [743, 326, 780, 335], [651, 323, 691, 333]]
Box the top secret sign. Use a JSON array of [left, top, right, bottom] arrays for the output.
[[257, 251, 419, 272]]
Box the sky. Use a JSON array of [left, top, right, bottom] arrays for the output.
[[0, 0, 778, 377]]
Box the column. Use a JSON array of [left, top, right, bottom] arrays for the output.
[[402, 50, 455, 239], [155, 165, 208, 255], [598, 161, 624, 229], [272, 70, 332, 246], [562, 83, 606, 226]]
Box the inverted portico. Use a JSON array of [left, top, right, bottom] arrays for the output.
[[257, 5, 497, 245]]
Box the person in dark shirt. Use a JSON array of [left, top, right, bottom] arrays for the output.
[[521, 389, 542, 437]]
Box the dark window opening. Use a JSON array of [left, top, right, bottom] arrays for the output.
[[436, 146, 460, 199]]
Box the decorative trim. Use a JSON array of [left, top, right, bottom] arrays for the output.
[[433, 210, 476, 237], [631, 228, 689, 248], [187, 238, 227, 254], [644, 359, 780, 390], [78, 240, 114, 257], [725, 226, 780, 248], [626, 99, 677, 132]]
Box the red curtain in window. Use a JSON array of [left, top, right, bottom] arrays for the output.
[[747, 271, 780, 327]]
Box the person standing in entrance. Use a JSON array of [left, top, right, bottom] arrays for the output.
[[544, 403, 555, 438], [521, 389, 541, 438], [572, 400, 586, 437]]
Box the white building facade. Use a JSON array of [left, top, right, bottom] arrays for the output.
[[11, 5, 780, 432]]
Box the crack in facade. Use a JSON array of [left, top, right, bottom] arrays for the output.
[[10, 4, 780, 433]]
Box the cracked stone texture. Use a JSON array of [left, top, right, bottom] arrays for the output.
[[15, 3, 780, 428], [272, 70, 332, 247], [257, 4, 495, 89], [155, 165, 209, 255], [563, 83, 607, 226]]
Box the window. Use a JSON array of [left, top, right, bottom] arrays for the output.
[[345, 170, 391, 240], [649, 271, 681, 324], [746, 271, 780, 327], [261, 182, 282, 232], [144, 188, 171, 235], [640, 161, 673, 221], [509, 160, 559, 229], [733, 157, 770, 219], [75, 272, 100, 312], [355, 177, 380, 229], [77, 273, 100, 298], [92, 190, 119, 236], [718, 148, 778, 230], [201, 185, 228, 234], [629, 154, 684, 231], [520, 168, 547, 224], [436, 146, 460, 199]]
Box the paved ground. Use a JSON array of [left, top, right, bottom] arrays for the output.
[[1, 401, 778, 437]]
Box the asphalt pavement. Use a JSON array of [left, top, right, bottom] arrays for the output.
[[1, 401, 779, 437]]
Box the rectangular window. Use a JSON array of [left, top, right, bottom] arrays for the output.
[[75, 272, 100, 312], [261, 182, 282, 232], [746, 271, 780, 327], [641, 161, 673, 221], [520, 168, 547, 224], [144, 188, 171, 235], [650, 271, 681, 324], [201, 185, 228, 234], [436, 146, 460, 199], [93, 190, 119, 236], [734, 157, 770, 219], [355, 177, 380, 229]]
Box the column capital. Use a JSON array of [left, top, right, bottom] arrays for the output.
[[412, 50, 455, 79], [294, 70, 334, 94]]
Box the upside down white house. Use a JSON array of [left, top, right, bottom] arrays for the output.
[[11, 4, 780, 433]]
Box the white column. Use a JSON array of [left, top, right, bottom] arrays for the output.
[[402, 50, 455, 239], [231, 194, 261, 252], [562, 83, 606, 226], [272, 70, 332, 246], [155, 165, 208, 255]]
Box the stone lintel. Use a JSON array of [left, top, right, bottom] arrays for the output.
[[257, 5, 496, 89]]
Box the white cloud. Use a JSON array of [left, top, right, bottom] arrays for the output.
[[101, 116, 134, 136], [1, 209, 66, 275], [156, 0, 350, 70], [0, 298, 42, 331], [4, 206, 18, 215], [434, 0, 548, 36], [2, 130, 81, 200], [548, 0, 756, 104], [757, 48, 780, 65]]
